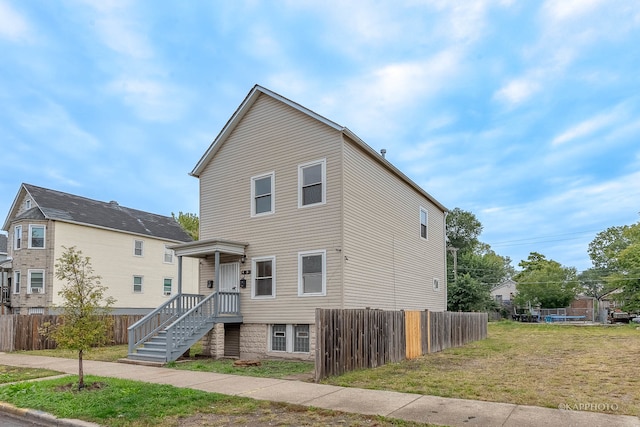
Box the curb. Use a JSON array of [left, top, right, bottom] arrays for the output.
[[0, 401, 101, 426]]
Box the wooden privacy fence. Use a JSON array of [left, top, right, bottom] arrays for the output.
[[0, 314, 143, 352], [315, 309, 488, 381]]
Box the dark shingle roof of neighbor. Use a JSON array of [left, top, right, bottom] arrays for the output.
[[17, 184, 193, 243], [0, 234, 7, 253]]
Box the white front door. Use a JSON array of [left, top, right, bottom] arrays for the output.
[[219, 262, 240, 292]]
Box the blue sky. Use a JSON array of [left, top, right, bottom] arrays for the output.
[[1, 1, 639, 273]]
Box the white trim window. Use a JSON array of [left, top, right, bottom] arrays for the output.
[[269, 324, 310, 353], [252, 256, 275, 298], [14, 225, 22, 250], [164, 246, 174, 263], [28, 224, 45, 249], [420, 207, 428, 240], [133, 276, 143, 293], [298, 159, 326, 207], [163, 278, 172, 296], [134, 240, 144, 257], [298, 250, 326, 296], [13, 271, 21, 294], [251, 172, 275, 217], [28, 269, 44, 294]]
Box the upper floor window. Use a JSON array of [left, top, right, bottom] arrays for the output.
[[133, 276, 143, 293], [25, 199, 31, 209], [14, 225, 22, 250], [251, 172, 275, 216], [298, 159, 326, 207], [252, 256, 275, 298], [298, 250, 326, 296], [29, 225, 45, 249], [164, 246, 174, 263], [420, 207, 428, 239], [28, 269, 44, 294], [134, 240, 144, 257]]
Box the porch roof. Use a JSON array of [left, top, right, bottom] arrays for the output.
[[168, 238, 248, 259]]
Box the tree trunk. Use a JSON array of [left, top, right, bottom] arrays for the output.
[[78, 349, 84, 391]]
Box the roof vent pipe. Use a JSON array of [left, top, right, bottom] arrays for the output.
[[380, 149, 386, 158]]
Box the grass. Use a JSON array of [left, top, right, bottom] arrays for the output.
[[20, 344, 129, 362], [0, 375, 427, 426], [168, 358, 315, 379], [323, 321, 640, 416], [0, 365, 61, 384]]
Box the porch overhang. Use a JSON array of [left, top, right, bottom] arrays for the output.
[[168, 238, 248, 259]]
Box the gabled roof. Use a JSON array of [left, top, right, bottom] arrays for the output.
[[3, 184, 192, 243], [191, 85, 447, 213]]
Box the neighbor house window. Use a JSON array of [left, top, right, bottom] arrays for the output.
[[271, 324, 287, 352], [25, 199, 31, 209], [163, 278, 172, 296], [13, 271, 21, 294], [252, 256, 275, 298], [28, 270, 44, 294], [298, 159, 326, 207], [164, 246, 174, 263], [14, 225, 22, 250], [433, 278, 440, 291], [134, 240, 144, 256], [29, 225, 45, 248], [298, 250, 326, 296], [133, 276, 143, 293], [420, 207, 428, 239], [251, 172, 275, 216], [294, 324, 310, 352]]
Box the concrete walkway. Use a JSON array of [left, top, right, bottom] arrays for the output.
[[0, 353, 638, 427]]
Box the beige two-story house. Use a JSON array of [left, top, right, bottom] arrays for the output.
[[2, 184, 199, 315], [128, 85, 449, 363]]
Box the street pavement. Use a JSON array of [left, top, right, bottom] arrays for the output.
[[0, 353, 638, 427]]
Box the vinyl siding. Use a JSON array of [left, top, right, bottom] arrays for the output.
[[52, 222, 199, 309], [198, 94, 344, 324], [342, 139, 447, 311]]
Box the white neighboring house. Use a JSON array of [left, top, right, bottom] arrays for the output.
[[491, 279, 517, 305], [2, 184, 199, 315]]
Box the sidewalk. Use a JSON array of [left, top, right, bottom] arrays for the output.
[[1, 353, 638, 427]]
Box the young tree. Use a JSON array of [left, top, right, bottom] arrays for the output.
[[41, 246, 115, 390], [172, 211, 199, 241]]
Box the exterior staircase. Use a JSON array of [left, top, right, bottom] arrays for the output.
[[127, 292, 242, 364]]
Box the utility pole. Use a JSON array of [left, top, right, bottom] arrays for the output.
[[447, 246, 458, 281]]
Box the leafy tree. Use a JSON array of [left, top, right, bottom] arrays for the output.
[[446, 207, 483, 255], [578, 268, 618, 301], [41, 246, 115, 390], [587, 225, 631, 272], [612, 222, 640, 311], [514, 252, 579, 308], [172, 211, 199, 241], [447, 274, 496, 312]]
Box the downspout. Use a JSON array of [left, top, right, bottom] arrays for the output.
[[443, 211, 449, 312]]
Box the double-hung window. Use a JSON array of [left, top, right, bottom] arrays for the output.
[[252, 256, 275, 298], [420, 207, 428, 239], [13, 271, 21, 294], [298, 250, 326, 296], [14, 225, 22, 250], [298, 159, 326, 207], [269, 324, 310, 353], [251, 172, 275, 216], [164, 246, 174, 263], [163, 278, 172, 296], [134, 240, 144, 257], [133, 276, 143, 293], [28, 270, 44, 294], [29, 225, 45, 249]]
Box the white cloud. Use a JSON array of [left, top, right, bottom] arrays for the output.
[[0, 1, 30, 41], [494, 77, 541, 106], [106, 78, 189, 122], [551, 108, 623, 146], [542, 0, 606, 22]]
